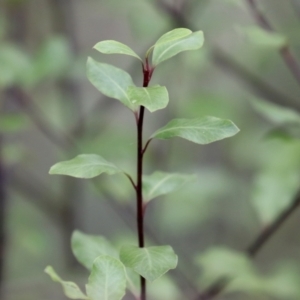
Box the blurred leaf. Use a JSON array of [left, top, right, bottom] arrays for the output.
[[120, 245, 177, 282], [252, 170, 300, 225], [44, 266, 88, 299], [0, 114, 29, 133], [196, 247, 263, 294], [152, 29, 204, 66], [127, 85, 169, 112], [148, 275, 182, 300], [0, 44, 32, 88], [29, 36, 72, 84], [264, 263, 300, 299], [86, 255, 126, 300], [143, 171, 195, 201], [71, 230, 118, 270], [251, 97, 300, 125], [86, 57, 136, 111], [239, 26, 287, 48], [151, 117, 239, 144], [49, 154, 122, 179], [94, 40, 142, 60]]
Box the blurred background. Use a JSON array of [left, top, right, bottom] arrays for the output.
[[1, 0, 300, 299]]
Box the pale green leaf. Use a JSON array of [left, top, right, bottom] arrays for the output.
[[151, 117, 239, 144], [127, 85, 169, 112], [152, 30, 204, 66], [240, 26, 287, 48], [86, 57, 136, 110], [120, 245, 178, 282], [71, 230, 118, 270], [146, 28, 192, 57], [44, 266, 88, 299], [251, 97, 300, 125], [94, 40, 142, 60], [86, 255, 126, 300], [49, 154, 122, 179], [143, 171, 195, 201], [252, 170, 300, 225]]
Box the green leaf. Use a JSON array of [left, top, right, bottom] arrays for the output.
[[49, 154, 122, 179], [30, 36, 72, 83], [252, 170, 300, 225], [151, 117, 239, 144], [44, 266, 88, 299], [0, 44, 32, 88], [251, 97, 300, 125], [127, 85, 169, 112], [86, 57, 136, 110], [240, 26, 287, 48], [120, 245, 178, 282], [143, 171, 195, 201], [146, 28, 191, 57], [94, 40, 142, 60], [86, 255, 126, 300], [71, 230, 118, 270], [152, 29, 204, 66]]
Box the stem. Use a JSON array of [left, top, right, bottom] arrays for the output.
[[137, 107, 145, 249], [136, 59, 152, 300]]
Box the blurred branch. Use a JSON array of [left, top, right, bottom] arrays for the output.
[[8, 87, 76, 150], [196, 189, 300, 300], [246, 0, 300, 86], [9, 171, 60, 224], [212, 49, 300, 111], [0, 136, 6, 299]]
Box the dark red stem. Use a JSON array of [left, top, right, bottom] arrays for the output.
[[136, 58, 153, 300]]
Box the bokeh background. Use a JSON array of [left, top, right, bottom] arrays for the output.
[[1, 0, 300, 299]]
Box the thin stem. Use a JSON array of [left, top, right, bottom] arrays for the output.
[[142, 139, 153, 156], [246, 0, 300, 86], [137, 105, 146, 300], [124, 173, 137, 191], [136, 59, 153, 300]]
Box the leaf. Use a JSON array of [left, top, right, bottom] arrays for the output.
[[120, 245, 178, 282], [86, 57, 137, 110], [143, 171, 195, 201], [86, 255, 126, 300], [94, 40, 142, 60], [151, 117, 239, 144], [152, 30, 204, 66], [252, 170, 300, 225], [251, 97, 300, 125], [239, 26, 287, 48], [71, 230, 118, 270], [127, 85, 169, 112], [44, 266, 88, 299], [49, 154, 122, 179]]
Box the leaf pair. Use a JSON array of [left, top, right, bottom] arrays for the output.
[[94, 28, 204, 66], [45, 231, 178, 300]]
